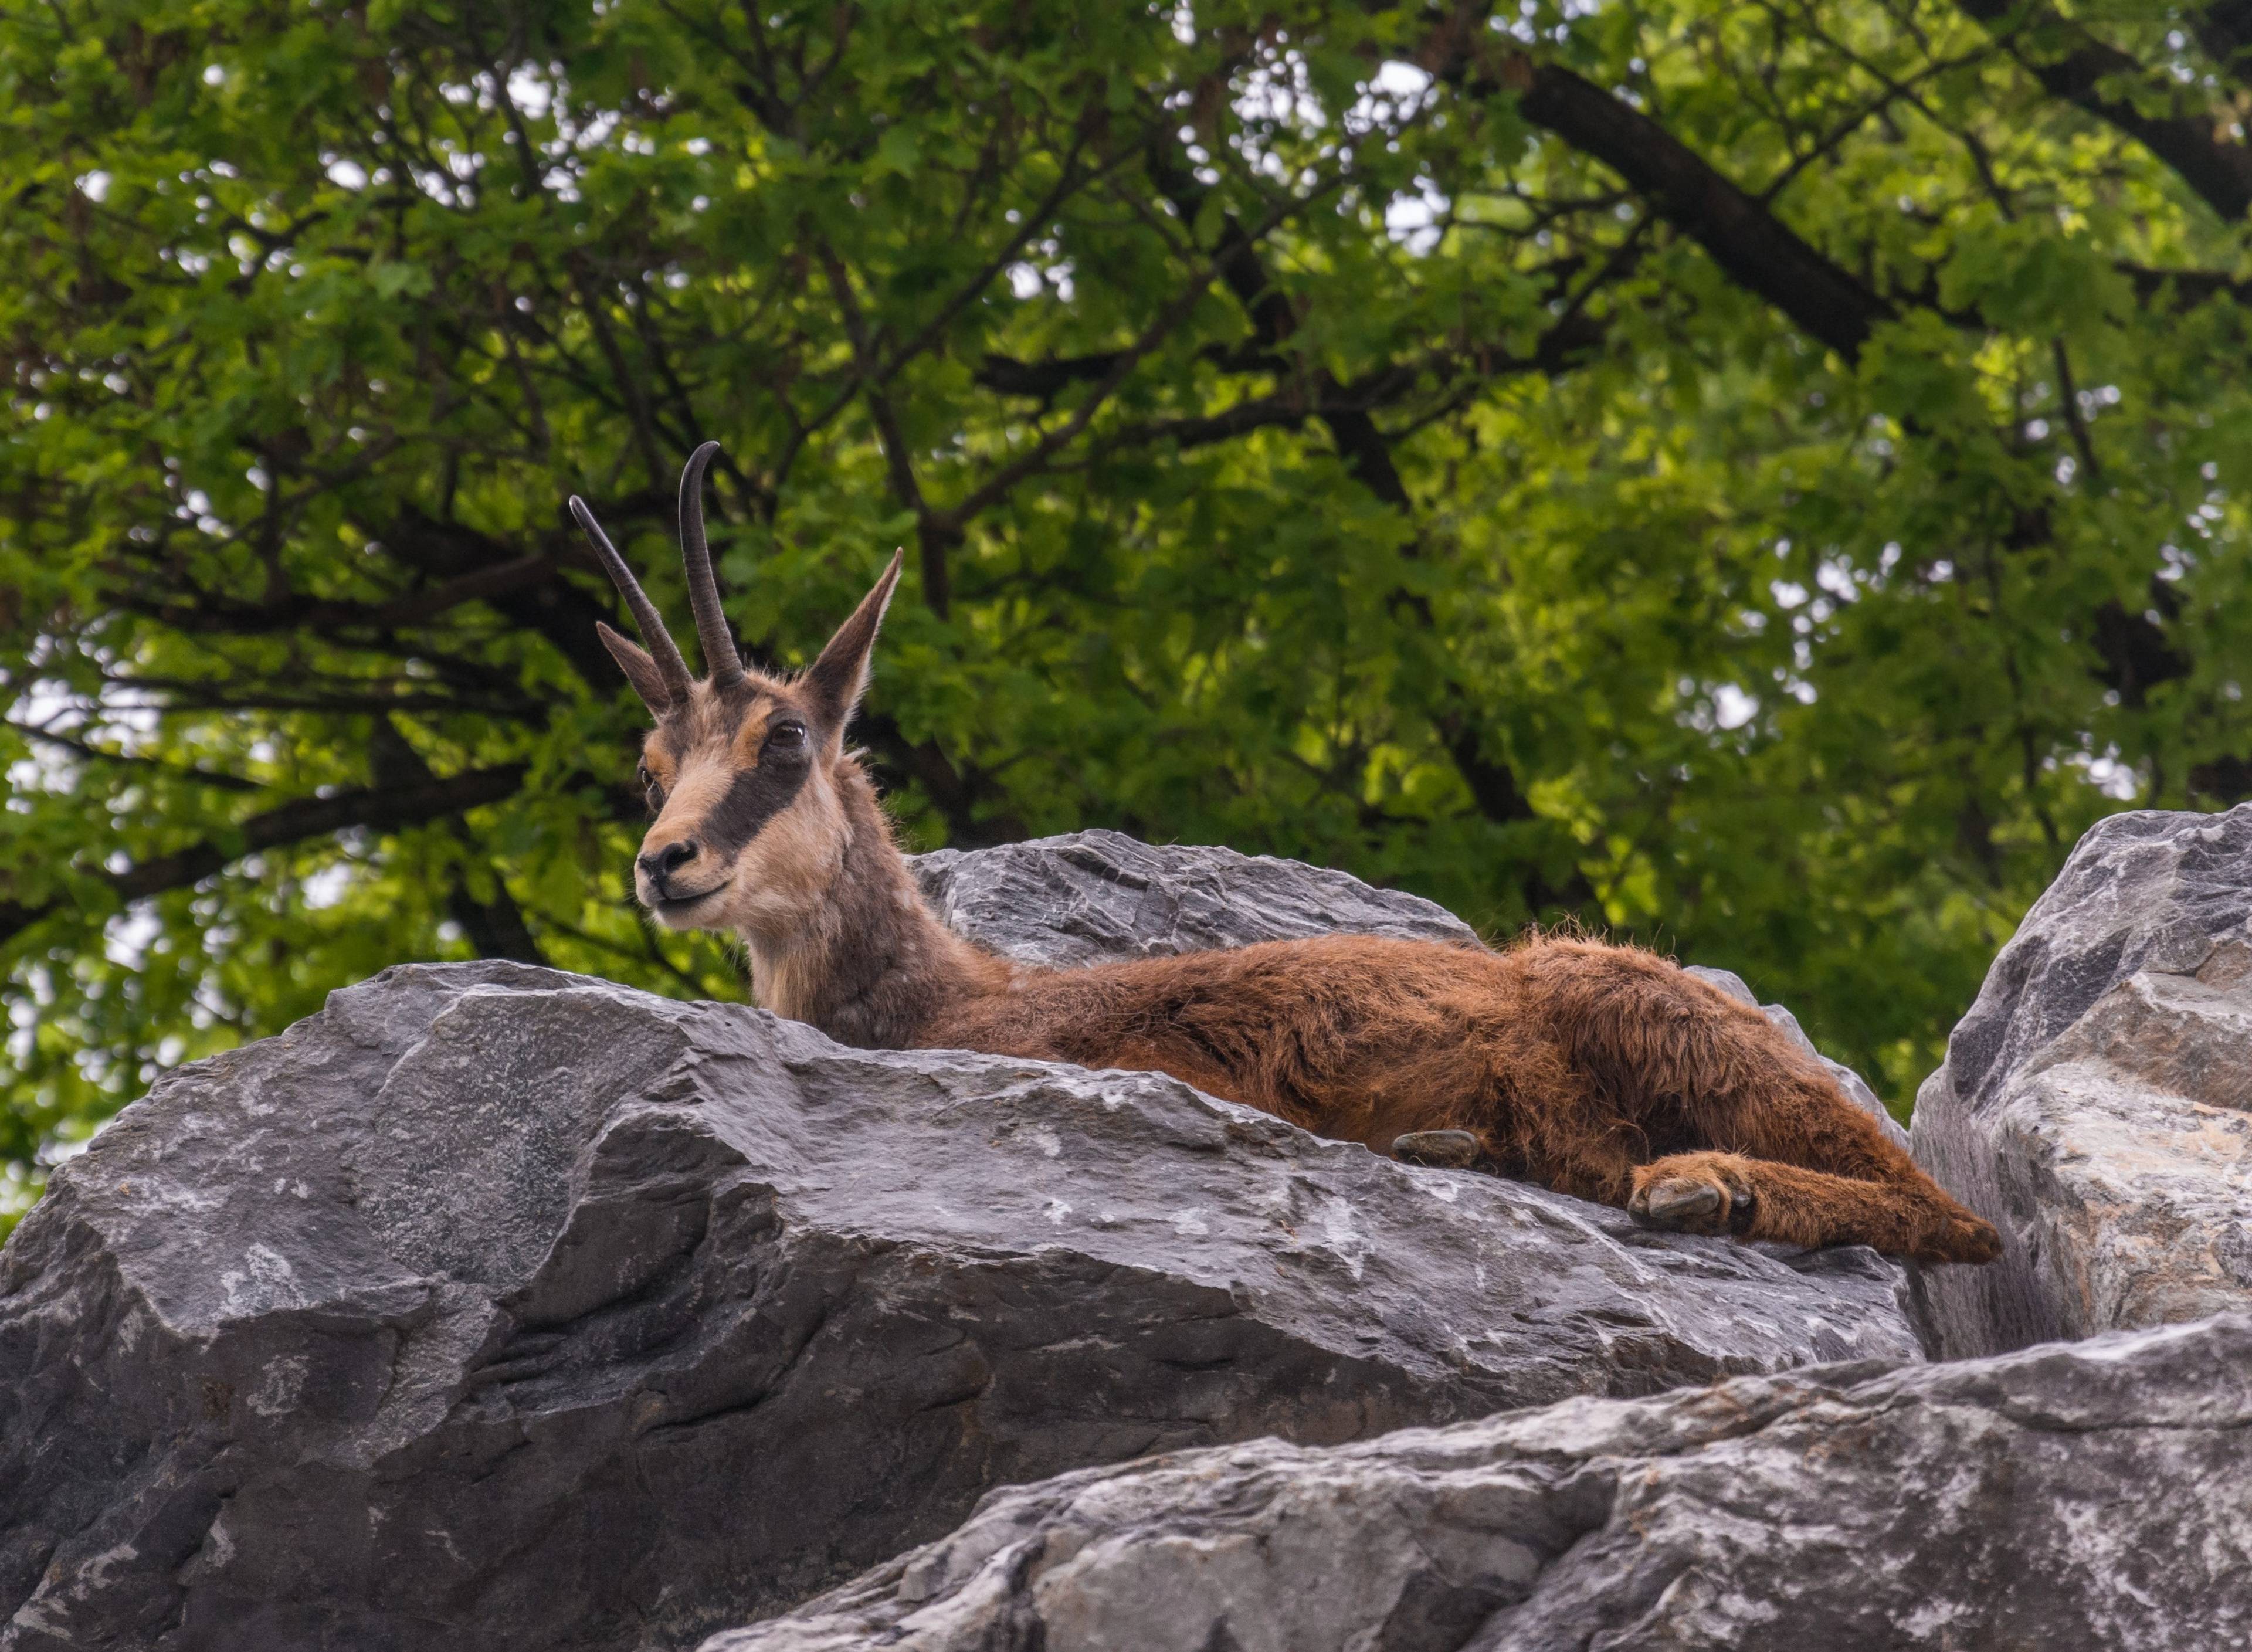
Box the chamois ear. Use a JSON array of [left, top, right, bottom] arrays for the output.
[[596, 621, 675, 715], [804, 549, 905, 736]]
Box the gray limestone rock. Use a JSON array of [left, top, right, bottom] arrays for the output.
[[910, 829, 1482, 964], [0, 838, 1918, 1651], [1910, 804, 2252, 1356], [704, 1314, 2252, 1652]]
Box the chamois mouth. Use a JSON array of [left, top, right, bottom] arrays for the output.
[[648, 884, 726, 918]]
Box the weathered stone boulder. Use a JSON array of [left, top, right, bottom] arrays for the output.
[[912, 829, 1483, 963], [0, 836, 1917, 1651], [706, 1313, 2252, 1652], [1910, 805, 2252, 1358]]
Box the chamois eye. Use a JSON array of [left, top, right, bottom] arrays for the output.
[[637, 763, 665, 813], [767, 719, 807, 751]]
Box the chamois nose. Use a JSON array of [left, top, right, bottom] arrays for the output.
[[638, 839, 700, 889]]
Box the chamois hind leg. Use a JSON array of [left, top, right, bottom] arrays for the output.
[[1536, 942, 2000, 1263], [1391, 1129, 1485, 1170]]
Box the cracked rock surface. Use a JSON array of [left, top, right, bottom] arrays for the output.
[[707, 1314, 2252, 1652], [0, 836, 1915, 1651], [1911, 805, 2252, 1357]]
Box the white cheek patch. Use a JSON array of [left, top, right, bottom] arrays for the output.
[[711, 775, 849, 937]]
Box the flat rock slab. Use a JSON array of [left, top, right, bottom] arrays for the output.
[[1911, 805, 2252, 1356], [708, 1313, 2252, 1652]]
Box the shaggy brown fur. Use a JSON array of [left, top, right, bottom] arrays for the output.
[[570, 452, 2001, 1265]]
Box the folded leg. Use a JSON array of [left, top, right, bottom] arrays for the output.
[[1529, 942, 2000, 1262]]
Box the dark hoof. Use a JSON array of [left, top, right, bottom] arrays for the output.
[[1920, 1216, 2003, 1266], [1632, 1178, 1724, 1228], [1392, 1129, 1482, 1169]]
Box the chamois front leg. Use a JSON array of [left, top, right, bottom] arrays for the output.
[[1629, 1151, 2000, 1263], [1627, 1151, 1755, 1236]]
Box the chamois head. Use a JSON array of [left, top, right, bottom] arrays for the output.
[[571, 442, 902, 941]]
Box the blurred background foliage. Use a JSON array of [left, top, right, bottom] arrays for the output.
[[8, 0, 2252, 1225]]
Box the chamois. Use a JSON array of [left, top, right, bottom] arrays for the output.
[[568, 445, 2001, 1265]]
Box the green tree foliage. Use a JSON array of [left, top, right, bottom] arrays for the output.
[[8, 0, 2252, 1222]]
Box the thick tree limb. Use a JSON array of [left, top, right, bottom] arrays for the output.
[[2195, 1, 2252, 87], [975, 350, 1132, 399], [1074, 337, 1595, 467], [2117, 260, 2252, 308], [444, 867, 545, 964], [854, 706, 1029, 847], [0, 764, 528, 949], [975, 341, 1328, 401], [15, 728, 260, 792], [1956, 0, 2252, 221], [1467, 50, 1897, 361], [116, 555, 557, 644], [2092, 580, 2192, 709], [382, 508, 624, 688], [1142, 145, 1419, 501], [811, 236, 958, 617], [933, 199, 1313, 534]]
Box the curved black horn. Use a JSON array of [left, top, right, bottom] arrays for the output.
[[569, 495, 693, 701], [677, 440, 745, 689]]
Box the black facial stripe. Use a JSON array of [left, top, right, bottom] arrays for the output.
[[700, 754, 810, 858]]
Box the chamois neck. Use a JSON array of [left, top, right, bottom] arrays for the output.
[[740, 764, 1007, 1048]]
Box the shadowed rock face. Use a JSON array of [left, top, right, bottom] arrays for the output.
[[1911, 805, 2252, 1358], [704, 1314, 2252, 1652], [0, 837, 1915, 1652]]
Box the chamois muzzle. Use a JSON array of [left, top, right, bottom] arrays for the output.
[[637, 837, 706, 901]]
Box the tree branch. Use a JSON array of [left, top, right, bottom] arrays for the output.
[[0, 763, 528, 948], [114, 554, 558, 641], [13, 727, 260, 792], [975, 350, 1132, 399], [2194, 1, 2252, 89], [1956, 0, 2252, 221], [2117, 260, 2252, 308], [371, 718, 546, 965], [1136, 123, 1596, 905], [812, 235, 957, 617], [381, 508, 626, 689], [1467, 49, 1897, 361]]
